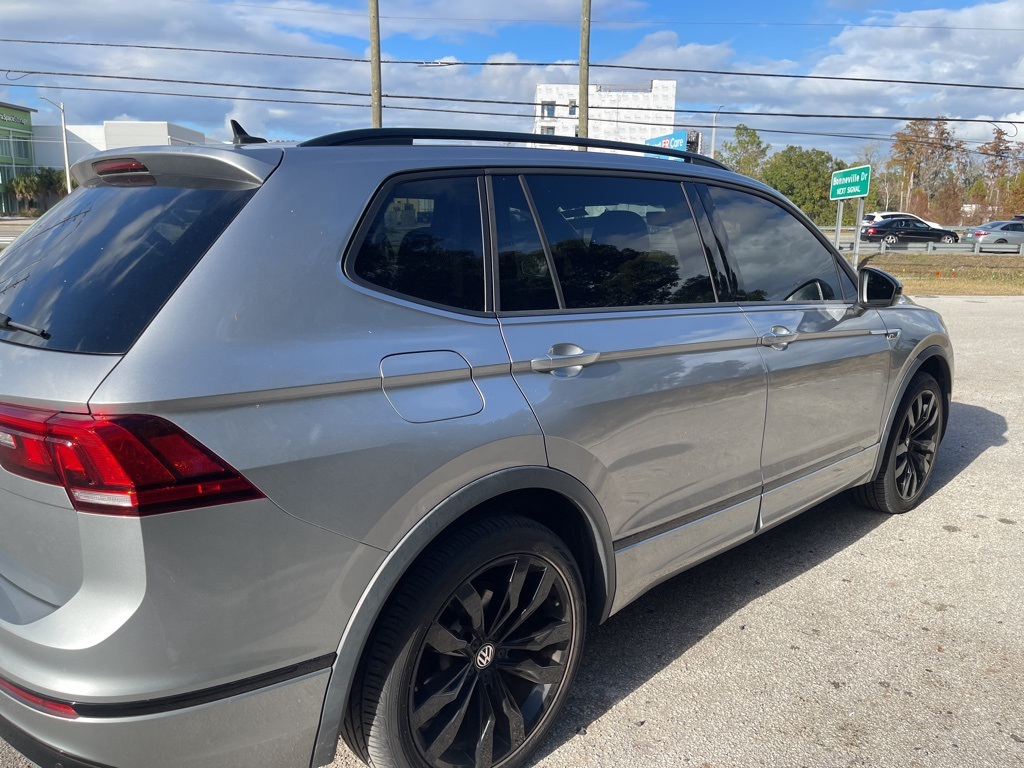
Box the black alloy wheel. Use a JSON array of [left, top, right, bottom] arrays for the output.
[[345, 516, 586, 768], [855, 372, 944, 514]]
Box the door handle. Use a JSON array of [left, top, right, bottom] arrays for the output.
[[531, 343, 601, 375], [760, 325, 798, 351]]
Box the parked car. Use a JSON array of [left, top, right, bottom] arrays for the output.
[[1010, 213, 1024, 221], [0, 126, 953, 768], [962, 220, 1024, 245], [861, 216, 959, 244], [862, 210, 944, 229]]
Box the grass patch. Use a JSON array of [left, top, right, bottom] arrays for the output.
[[844, 252, 1024, 295]]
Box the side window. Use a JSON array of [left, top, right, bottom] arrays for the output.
[[491, 176, 560, 312], [700, 185, 844, 302], [524, 174, 716, 309], [352, 177, 485, 312]]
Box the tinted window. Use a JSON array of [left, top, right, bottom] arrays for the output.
[[701, 185, 843, 302], [525, 175, 715, 309], [492, 176, 559, 312], [0, 185, 254, 354], [353, 177, 484, 312]]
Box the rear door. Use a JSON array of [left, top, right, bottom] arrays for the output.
[[491, 173, 767, 608], [694, 183, 891, 529]]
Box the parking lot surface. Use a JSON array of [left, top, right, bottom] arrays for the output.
[[2, 295, 1021, 768]]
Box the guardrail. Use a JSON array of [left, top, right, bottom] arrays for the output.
[[836, 240, 1023, 255]]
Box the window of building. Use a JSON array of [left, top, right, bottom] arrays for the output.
[[13, 139, 31, 161], [541, 102, 556, 118], [541, 127, 556, 136], [352, 177, 485, 312], [568, 100, 577, 116]]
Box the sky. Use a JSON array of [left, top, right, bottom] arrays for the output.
[[1, 0, 1022, 163]]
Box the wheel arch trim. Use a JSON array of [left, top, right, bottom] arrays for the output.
[[310, 465, 615, 766], [871, 343, 952, 480]]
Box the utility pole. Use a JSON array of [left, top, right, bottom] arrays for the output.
[[369, 0, 382, 128], [578, 0, 591, 141]]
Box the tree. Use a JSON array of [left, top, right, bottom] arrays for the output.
[[8, 172, 41, 213], [762, 146, 844, 225], [978, 126, 1023, 218], [35, 167, 65, 210], [889, 118, 962, 212], [718, 124, 770, 181]]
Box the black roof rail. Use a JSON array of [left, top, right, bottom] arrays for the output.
[[298, 127, 729, 170]]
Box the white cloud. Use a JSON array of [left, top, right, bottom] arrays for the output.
[[0, 0, 1021, 161]]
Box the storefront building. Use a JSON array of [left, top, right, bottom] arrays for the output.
[[0, 101, 36, 215]]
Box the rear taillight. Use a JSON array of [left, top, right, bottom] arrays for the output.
[[973, 230, 987, 237], [0, 404, 263, 515], [867, 227, 877, 235]]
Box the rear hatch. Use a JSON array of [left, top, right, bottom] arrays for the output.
[[0, 145, 281, 625]]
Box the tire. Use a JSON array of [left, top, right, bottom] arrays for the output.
[[883, 233, 899, 245], [345, 515, 587, 768], [940, 234, 955, 243], [855, 372, 944, 514], [995, 238, 1008, 244]]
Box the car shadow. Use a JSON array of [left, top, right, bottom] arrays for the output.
[[530, 400, 1007, 764], [926, 401, 1007, 495]]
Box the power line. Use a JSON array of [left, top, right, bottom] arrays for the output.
[[3, 38, 1024, 94], [6, 67, 1024, 129], [4, 80, 1010, 158], [0, 38, 368, 64]]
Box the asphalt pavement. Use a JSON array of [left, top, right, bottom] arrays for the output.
[[2, 296, 1022, 768]]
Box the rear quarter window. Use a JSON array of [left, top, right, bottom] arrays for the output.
[[0, 185, 254, 354], [351, 176, 485, 312]]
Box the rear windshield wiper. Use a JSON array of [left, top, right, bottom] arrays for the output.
[[0, 312, 49, 339]]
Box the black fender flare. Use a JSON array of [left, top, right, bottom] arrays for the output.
[[870, 344, 952, 480], [310, 465, 615, 766]]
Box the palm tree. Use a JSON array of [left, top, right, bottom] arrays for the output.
[[36, 167, 65, 209], [9, 172, 41, 214]]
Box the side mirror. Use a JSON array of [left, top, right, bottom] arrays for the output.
[[858, 266, 903, 308]]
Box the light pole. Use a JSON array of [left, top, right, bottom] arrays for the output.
[[40, 96, 72, 194], [711, 104, 724, 159]]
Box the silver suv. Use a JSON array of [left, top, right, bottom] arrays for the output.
[[0, 127, 952, 768]]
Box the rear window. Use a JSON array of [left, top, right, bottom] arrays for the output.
[[0, 185, 254, 354]]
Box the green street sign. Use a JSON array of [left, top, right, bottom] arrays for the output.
[[830, 165, 871, 200]]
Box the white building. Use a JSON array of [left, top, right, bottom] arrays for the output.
[[34, 121, 206, 169], [533, 80, 679, 147]]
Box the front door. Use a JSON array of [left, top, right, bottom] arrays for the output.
[[695, 183, 891, 529]]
